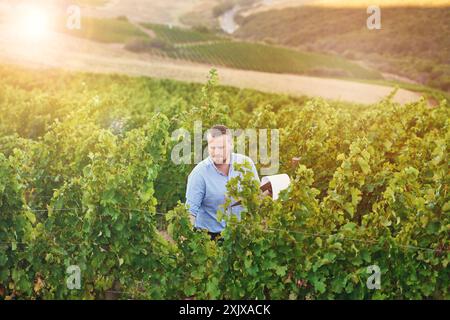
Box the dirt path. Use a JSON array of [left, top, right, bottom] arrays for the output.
[[0, 24, 421, 105], [239, 0, 318, 18], [131, 21, 156, 39]]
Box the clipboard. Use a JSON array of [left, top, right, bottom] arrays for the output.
[[230, 174, 291, 207]]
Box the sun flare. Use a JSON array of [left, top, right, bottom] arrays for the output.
[[14, 5, 52, 41]]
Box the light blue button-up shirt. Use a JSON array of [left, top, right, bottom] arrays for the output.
[[185, 153, 260, 233]]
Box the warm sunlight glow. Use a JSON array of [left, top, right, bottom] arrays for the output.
[[12, 5, 52, 42]]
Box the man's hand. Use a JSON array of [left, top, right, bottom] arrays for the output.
[[189, 215, 196, 227], [262, 189, 273, 197]]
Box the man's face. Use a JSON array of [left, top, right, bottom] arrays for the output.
[[207, 134, 231, 164]]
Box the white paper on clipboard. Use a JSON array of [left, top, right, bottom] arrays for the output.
[[261, 174, 291, 200]]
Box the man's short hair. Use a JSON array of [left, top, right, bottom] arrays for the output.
[[207, 124, 232, 140]]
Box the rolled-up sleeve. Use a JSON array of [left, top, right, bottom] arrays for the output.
[[185, 170, 205, 217]]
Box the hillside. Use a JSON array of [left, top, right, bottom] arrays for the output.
[[234, 4, 450, 91], [126, 23, 382, 81]]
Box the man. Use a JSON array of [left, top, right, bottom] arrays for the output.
[[185, 125, 260, 240]]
